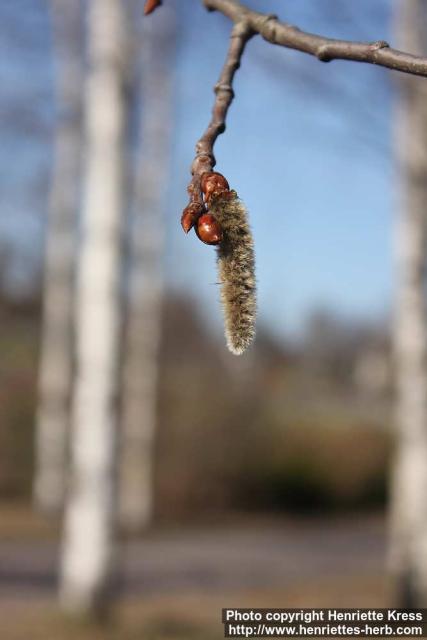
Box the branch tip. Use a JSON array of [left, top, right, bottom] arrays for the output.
[[143, 0, 162, 16]]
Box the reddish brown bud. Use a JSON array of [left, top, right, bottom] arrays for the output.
[[144, 0, 162, 15], [200, 172, 230, 204], [196, 213, 223, 245], [181, 203, 204, 234]]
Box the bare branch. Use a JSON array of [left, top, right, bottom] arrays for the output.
[[185, 20, 253, 216], [183, 0, 427, 221], [204, 0, 427, 78]]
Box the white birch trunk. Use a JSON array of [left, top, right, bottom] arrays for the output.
[[119, 8, 175, 533], [59, 0, 129, 615], [390, 0, 427, 606], [34, 0, 83, 514]]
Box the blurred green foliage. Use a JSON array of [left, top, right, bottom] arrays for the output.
[[0, 298, 38, 498], [155, 296, 392, 518], [236, 421, 390, 512], [0, 293, 392, 517]]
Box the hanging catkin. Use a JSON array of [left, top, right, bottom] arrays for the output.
[[210, 191, 256, 355]]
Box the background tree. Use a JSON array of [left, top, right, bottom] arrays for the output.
[[33, 0, 83, 515], [59, 0, 131, 615], [390, 0, 427, 607], [119, 6, 175, 533]]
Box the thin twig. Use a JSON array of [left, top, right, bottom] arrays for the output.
[[204, 0, 427, 78], [187, 20, 253, 210]]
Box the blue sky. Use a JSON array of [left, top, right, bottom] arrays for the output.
[[1, 0, 399, 340]]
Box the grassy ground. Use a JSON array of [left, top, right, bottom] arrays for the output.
[[0, 502, 58, 541], [0, 575, 391, 640], [0, 504, 395, 640]]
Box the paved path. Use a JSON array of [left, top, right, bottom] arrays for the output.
[[0, 516, 386, 601]]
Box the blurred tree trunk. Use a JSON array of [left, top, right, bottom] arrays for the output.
[[59, 0, 129, 615], [119, 8, 175, 533], [390, 0, 427, 607], [34, 0, 83, 515]]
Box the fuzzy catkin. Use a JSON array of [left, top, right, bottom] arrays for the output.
[[210, 191, 256, 355]]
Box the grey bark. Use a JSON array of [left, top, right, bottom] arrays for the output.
[[59, 0, 130, 615], [390, 0, 427, 607], [119, 8, 175, 532], [34, 0, 83, 514]]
